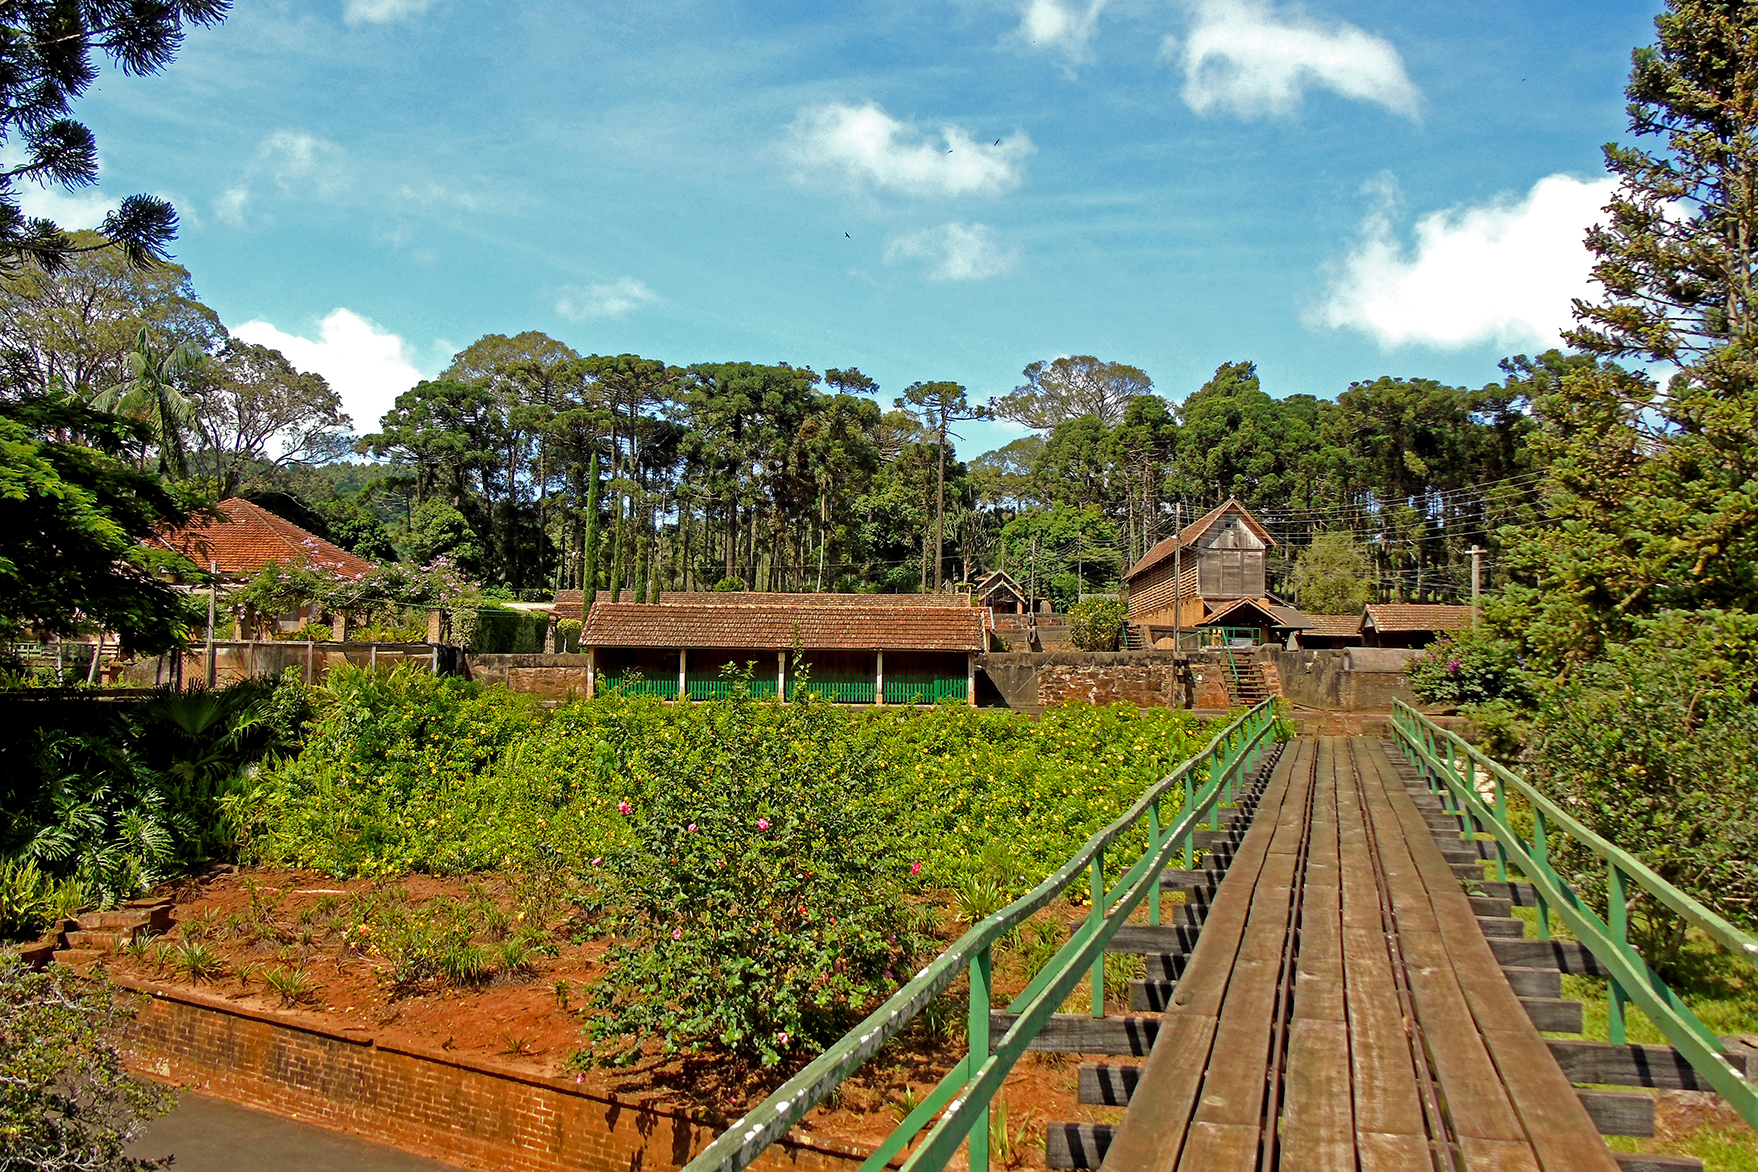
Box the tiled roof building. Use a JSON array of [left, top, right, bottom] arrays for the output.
[[578, 593, 984, 705], [155, 498, 374, 581], [1360, 604, 1476, 648]]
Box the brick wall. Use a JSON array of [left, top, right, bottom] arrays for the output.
[[465, 654, 594, 700], [120, 979, 872, 1172]]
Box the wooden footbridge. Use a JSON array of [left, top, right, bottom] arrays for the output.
[[686, 703, 1758, 1172]]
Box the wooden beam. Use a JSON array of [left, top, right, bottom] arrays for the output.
[[1547, 1040, 1745, 1089]]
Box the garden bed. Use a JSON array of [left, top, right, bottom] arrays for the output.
[[95, 865, 1160, 1168]]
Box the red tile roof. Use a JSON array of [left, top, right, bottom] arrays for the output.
[[155, 498, 375, 580], [582, 600, 985, 652], [1124, 498, 1276, 581], [1302, 613, 1364, 638], [553, 589, 968, 621], [1362, 604, 1477, 633]]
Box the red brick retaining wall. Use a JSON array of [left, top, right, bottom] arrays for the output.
[[119, 979, 871, 1172]]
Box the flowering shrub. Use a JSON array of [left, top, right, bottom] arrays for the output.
[[583, 686, 915, 1067], [1067, 598, 1126, 652], [1405, 628, 1530, 707]]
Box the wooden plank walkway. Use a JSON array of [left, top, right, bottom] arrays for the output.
[[1097, 736, 1621, 1172]]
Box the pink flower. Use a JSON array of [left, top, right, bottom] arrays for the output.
[[756, 817, 771, 831], [575, 1074, 586, 1085], [687, 823, 698, 833], [776, 1031, 790, 1045], [672, 928, 683, 941], [617, 800, 633, 816], [590, 857, 603, 867], [910, 862, 922, 875]]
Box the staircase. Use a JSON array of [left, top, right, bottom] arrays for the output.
[[1124, 624, 1148, 650], [1221, 649, 1273, 707], [50, 899, 173, 968]]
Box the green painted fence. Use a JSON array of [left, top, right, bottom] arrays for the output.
[[883, 672, 966, 705], [599, 673, 679, 699], [1391, 700, 1758, 1129], [680, 698, 1281, 1172]]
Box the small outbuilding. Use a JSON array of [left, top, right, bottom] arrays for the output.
[[1291, 613, 1363, 650], [578, 593, 986, 704], [1359, 604, 1476, 649]]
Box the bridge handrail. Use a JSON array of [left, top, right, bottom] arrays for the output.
[[681, 699, 1282, 1172], [1391, 700, 1758, 1126]]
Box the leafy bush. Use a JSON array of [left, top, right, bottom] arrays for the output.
[[0, 956, 176, 1171], [1068, 598, 1125, 651], [555, 618, 583, 653], [584, 688, 914, 1067], [0, 856, 53, 940], [1526, 611, 1758, 971], [1406, 627, 1530, 708]]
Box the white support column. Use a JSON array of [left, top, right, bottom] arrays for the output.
[[678, 648, 687, 700], [585, 647, 597, 699], [967, 653, 977, 707], [875, 649, 885, 706], [777, 649, 787, 699]]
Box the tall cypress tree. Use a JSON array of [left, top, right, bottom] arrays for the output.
[[582, 448, 601, 612]]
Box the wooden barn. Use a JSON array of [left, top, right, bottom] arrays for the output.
[[1122, 499, 1311, 648]]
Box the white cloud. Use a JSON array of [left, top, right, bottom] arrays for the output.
[[343, 0, 435, 25], [554, 278, 660, 321], [15, 184, 117, 230], [886, 222, 1018, 282], [215, 130, 346, 226], [785, 103, 1033, 199], [1010, 0, 1110, 63], [1317, 172, 1614, 350], [233, 309, 429, 432], [1167, 0, 1419, 119]]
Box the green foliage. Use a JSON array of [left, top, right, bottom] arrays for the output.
[[713, 576, 746, 592], [0, 856, 54, 941], [1289, 532, 1371, 616], [997, 504, 1120, 609], [1, 672, 313, 919], [1526, 611, 1758, 970], [0, 393, 196, 655], [235, 667, 544, 876], [0, 957, 178, 1172], [1068, 598, 1125, 651], [555, 618, 583, 652], [465, 607, 547, 653], [583, 689, 914, 1068], [1405, 628, 1530, 708]]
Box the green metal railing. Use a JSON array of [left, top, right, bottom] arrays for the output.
[[1391, 701, 1758, 1127], [791, 673, 878, 703], [682, 698, 1281, 1172], [883, 673, 966, 705]]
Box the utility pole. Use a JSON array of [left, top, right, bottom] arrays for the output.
[[1172, 502, 1184, 707], [205, 560, 217, 689], [1468, 546, 1484, 623]]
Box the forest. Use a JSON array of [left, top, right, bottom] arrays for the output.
[[0, 236, 1558, 615]]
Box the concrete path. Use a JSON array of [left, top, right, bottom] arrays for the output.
[[128, 1091, 466, 1171]]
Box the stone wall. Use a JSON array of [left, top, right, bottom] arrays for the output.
[[118, 643, 453, 689], [122, 979, 871, 1172], [464, 653, 593, 700], [1273, 647, 1422, 711], [976, 650, 1239, 710]]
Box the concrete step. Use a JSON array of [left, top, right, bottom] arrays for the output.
[[1127, 979, 1177, 1011], [990, 1012, 1160, 1056], [1046, 1123, 1111, 1169], [1501, 966, 1563, 999], [1491, 938, 1609, 975], [1523, 997, 1584, 1033], [1470, 895, 1513, 917], [1548, 1040, 1744, 1089], [63, 929, 125, 951], [1471, 879, 1540, 905]]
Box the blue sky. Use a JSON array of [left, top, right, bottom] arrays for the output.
[[38, 0, 1661, 453]]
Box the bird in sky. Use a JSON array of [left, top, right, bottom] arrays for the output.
[[844, 232, 850, 238], [993, 139, 1000, 145]]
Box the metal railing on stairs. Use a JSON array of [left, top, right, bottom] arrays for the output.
[[681, 698, 1283, 1172], [1391, 700, 1758, 1128]]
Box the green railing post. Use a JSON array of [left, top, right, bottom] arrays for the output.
[[1494, 772, 1509, 883], [967, 946, 992, 1172], [1089, 848, 1105, 1017], [1182, 771, 1194, 870], [1148, 798, 1162, 927], [1533, 808, 1551, 942], [1608, 860, 1628, 1046]]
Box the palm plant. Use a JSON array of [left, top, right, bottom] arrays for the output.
[[89, 327, 203, 478]]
